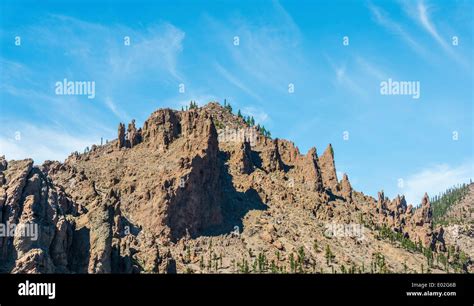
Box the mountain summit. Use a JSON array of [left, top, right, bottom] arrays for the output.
[[0, 102, 471, 273]]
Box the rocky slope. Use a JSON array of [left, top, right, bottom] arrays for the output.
[[0, 102, 472, 273], [435, 184, 474, 266]]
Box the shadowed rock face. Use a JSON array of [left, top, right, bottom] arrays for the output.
[[0, 158, 77, 273], [0, 102, 470, 274]]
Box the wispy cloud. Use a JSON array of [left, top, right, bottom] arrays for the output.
[[0, 124, 100, 164], [327, 58, 366, 98], [1, 15, 186, 161], [28, 15, 185, 82], [355, 57, 390, 80], [241, 106, 269, 124], [106, 23, 185, 81], [1, 81, 114, 136], [414, 1, 467, 66], [402, 162, 473, 205], [4, 14, 186, 106], [368, 4, 427, 57], [204, 1, 306, 94], [105, 96, 130, 122], [214, 62, 262, 102]]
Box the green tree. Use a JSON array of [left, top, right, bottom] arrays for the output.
[[340, 265, 346, 274], [297, 247, 305, 273], [223, 99, 232, 113], [431, 183, 470, 225], [325, 245, 334, 265], [189, 100, 198, 109], [289, 253, 296, 273]]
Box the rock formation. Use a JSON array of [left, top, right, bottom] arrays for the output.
[[260, 139, 284, 173], [319, 144, 338, 192], [126, 119, 142, 148], [293, 147, 323, 192], [117, 123, 126, 148], [0, 102, 471, 274], [231, 140, 254, 175], [340, 173, 352, 202]]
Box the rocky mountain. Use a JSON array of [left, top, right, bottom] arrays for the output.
[[432, 183, 474, 266], [0, 102, 472, 274]]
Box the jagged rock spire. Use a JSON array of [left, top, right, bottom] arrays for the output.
[[340, 173, 352, 202], [293, 147, 324, 192], [127, 119, 142, 148], [319, 144, 338, 191], [306, 147, 324, 192], [420, 192, 432, 224], [117, 123, 126, 148], [232, 140, 254, 174], [261, 138, 284, 172]]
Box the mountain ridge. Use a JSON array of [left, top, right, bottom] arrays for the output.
[[0, 101, 471, 273]]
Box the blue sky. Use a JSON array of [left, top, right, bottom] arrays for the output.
[[0, 0, 472, 205]]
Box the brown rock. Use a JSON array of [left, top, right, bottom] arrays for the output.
[[261, 139, 284, 173], [0, 156, 7, 171], [260, 231, 273, 243], [277, 140, 300, 164], [294, 147, 323, 192], [12, 248, 55, 273], [142, 108, 181, 149], [127, 119, 142, 148], [319, 144, 338, 191], [117, 123, 126, 148], [232, 140, 254, 174], [273, 240, 284, 250], [1, 101, 468, 275], [340, 173, 352, 202]]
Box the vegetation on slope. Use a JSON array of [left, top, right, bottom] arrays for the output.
[[431, 182, 471, 226]]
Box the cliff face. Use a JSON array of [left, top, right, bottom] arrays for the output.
[[0, 102, 471, 274]]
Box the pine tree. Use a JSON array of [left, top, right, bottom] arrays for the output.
[[325, 245, 333, 265], [340, 265, 346, 274], [223, 99, 232, 113], [289, 253, 296, 273], [200, 255, 204, 270], [297, 247, 305, 272], [237, 109, 242, 118], [431, 183, 470, 225], [188, 100, 199, 109]]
